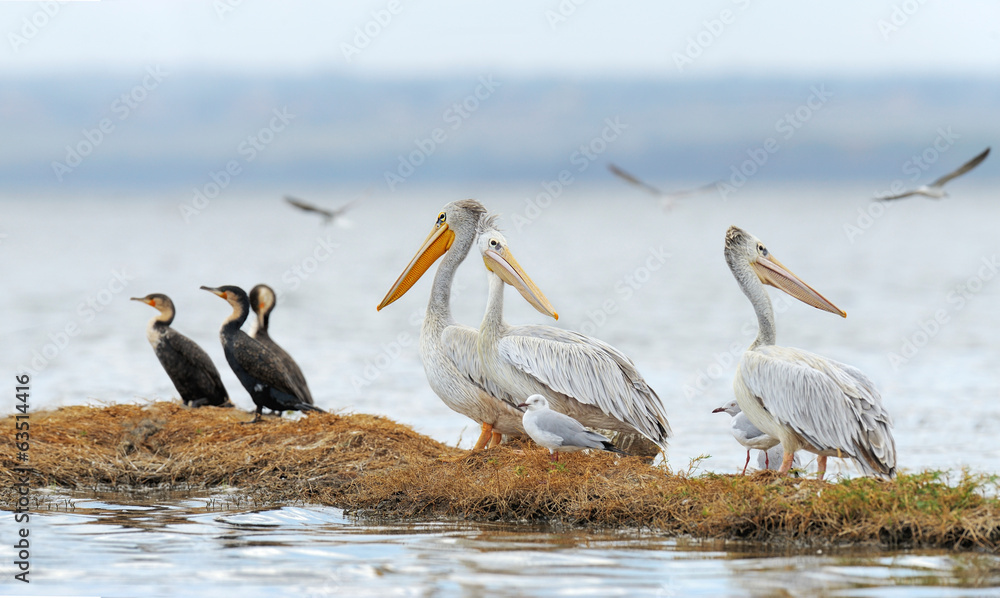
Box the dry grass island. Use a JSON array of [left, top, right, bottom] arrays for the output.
[[3, 402, 1000, 551]]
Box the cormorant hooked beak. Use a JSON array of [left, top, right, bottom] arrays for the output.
[[200, 286, 228, 299]]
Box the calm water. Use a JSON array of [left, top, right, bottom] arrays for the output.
[[3, 184, 1000, 594], [3, 491, 1000, 597]]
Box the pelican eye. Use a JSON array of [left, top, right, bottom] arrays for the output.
[[436, 213, 446, 226], [489, 239, 500, 249], [757, 244, 767, 256]]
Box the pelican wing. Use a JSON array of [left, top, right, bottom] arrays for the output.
[[740, 345, 896, 478], [930, 147, 990, 188], [497, 325, 671, 441], [441, 324, 523, 408]]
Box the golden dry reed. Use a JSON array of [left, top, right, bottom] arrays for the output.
[[2, 402, 1000, 551]]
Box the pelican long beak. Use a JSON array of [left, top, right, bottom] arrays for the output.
[[200, 285, 226, 299], [377, 223, 456, 311], [484, 247, 559, 320], [752, 254, 846, 318]]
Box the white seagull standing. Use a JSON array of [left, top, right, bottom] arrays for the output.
[[725, 226, 896, 480], [712, 399, 779, 474], [877, 147, 990, 201], [518, 395, 627, 462], [475, 219, 671, 459]]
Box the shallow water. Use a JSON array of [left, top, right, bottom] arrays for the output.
[[3, 184, 1000, 594], [3, 184, 999, 474], [5, 492, 1000, 597]]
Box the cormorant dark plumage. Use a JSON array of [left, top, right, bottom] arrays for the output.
[[250, 284, 314, 405], [249, 283, 313, 405], [131, 293, 230, 408], [201, 285, 324, 423]]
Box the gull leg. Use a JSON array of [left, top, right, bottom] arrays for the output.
[[817, 455, 827, 481], [778, 451, 796, 476], [742, 450, 751, 475], [765, 451, 770, 469]]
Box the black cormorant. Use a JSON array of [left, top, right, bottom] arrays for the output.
[[131, 293, 230, 408], [248, 284, 314, 405], [201, 285, 324, 423]]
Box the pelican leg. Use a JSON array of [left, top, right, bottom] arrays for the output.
[[742, 450, 751, 475], [471, 422, 494, 451], [778, 451, 796, 476], [817, 455, 827, 481], [488, 431, 503, 448]]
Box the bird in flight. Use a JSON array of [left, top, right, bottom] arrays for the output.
[[608, 163, 717, 210], [877, 147, 990, 201], [283, 191, 368, 225]]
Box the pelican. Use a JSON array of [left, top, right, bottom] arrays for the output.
[[475, 219, 671, 457], [376, 200, 527, 450], [725, 226, 896, 479], [877, 147, 990, 201]]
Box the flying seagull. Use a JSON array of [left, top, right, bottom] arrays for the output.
[[518, 395, 629, 462], [608, 163, 717, 209], [877, 147, 990, 201], [283, 194, 363, 225]]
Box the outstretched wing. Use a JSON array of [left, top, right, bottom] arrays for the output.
[[496, 325, 670, 444], [930, 147, 990, 188], [739, 345, 895, 478], [608, 163, 663, 196], [284, 195, 335, 221], [875, 190, 918, 201]]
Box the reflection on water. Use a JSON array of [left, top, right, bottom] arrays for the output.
[[5, 491, 999, 597]]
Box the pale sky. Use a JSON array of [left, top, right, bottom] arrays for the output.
[[2, 0, 998, 76]]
